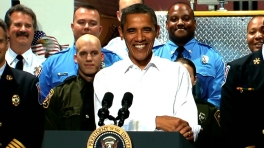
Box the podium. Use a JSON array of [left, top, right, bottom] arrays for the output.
[[42, 130, 194, 148]]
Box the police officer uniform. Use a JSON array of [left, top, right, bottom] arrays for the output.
[[0, 63, 44, 148], [154, 39, 225, 108], [193, 83, 221, 148], [221, 47, 264, 147], [43, 75, 96, 131], [39, 45, 121, 104]]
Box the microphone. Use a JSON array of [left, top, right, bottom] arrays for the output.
[[116, 92, 133, 127], [97, 92, 114, 126]]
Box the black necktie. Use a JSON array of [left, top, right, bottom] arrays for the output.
[[176, 46, 185, 60], [15, 55, 23, 70]]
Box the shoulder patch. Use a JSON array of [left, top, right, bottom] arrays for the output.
[[222, 65, 230, 86], [63, 75, 76, 83], [43, 89, 54, 108]]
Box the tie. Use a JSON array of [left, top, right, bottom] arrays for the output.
[[176, 46, 185, 60], [15, 55, 23, 70]]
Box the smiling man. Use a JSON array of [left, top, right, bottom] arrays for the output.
[[94, 3, 198, 142], [4, 4, 45, 75], [44, 34, 104, 131], [247, 16, 264, 52], [154, 2, 225, 109]]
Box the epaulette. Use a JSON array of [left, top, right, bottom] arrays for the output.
[[101, 48, 114, 53], [197, 42, 213, 48], [52, 47, 71, 55], [56, 75, 77, 87], [152, 44, 164, 50]]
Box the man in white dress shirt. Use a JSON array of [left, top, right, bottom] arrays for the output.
[[103, 0, 161, 60], [4, 4, 45, 75], [94, 3, 198, 142]]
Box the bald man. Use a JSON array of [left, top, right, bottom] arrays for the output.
[[247, 16, 264, 52], [43, 34, 104, 131]]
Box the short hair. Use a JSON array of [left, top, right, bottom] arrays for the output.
[[167, 2, 195, 20], [73, 4, 101, 21], [118, 0, 145, 8], [120, 3, 158, 30], [247, 15, 264, 31], [175, 57, 196, 76], [0, 19, 8, 40], [5, 4, 37, 30]]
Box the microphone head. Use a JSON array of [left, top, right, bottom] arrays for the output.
[[102, 92, 114, 108], [122, 92, 133, 108]]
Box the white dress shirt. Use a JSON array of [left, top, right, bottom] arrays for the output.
[[94, 54, 198, 138], [0, 62, 6, 78], [5, 48, 46, 75], [104, 37, 162, 60]]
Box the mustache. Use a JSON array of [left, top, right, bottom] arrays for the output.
[[16, 32, 29, 37]]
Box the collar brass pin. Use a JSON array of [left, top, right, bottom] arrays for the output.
[[6, 75, 13, 80], [253, 58, 260, 64], [12, 94, 20, 106]]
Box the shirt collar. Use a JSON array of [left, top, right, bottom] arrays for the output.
[[6, 48, 34, 65], [0, 62, 6, 78], [121, 53, 159, 73], [168, 38, 197, 54]]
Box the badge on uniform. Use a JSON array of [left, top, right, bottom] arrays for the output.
[[201, 55, 209, 64], [253, 58, 260, 64], [12, 94, 20, 106], [199, 112, 206, 123], [34, 66, 42, 77], [6, 75, 13, 80], [214, 110, 220, 127], [43, 89, 54, 108]]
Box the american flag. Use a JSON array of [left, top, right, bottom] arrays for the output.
[[32, 35, 69, 58], [32, 30, 46, 46]]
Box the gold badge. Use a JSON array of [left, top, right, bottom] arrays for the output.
[[34, 66, 42, 77], [6, 75, 13, 80], [12, 95, 20, 106], [214, 110, 220, 127], [253, 58, 260, 64], [43, 89, 54, 108], [87, 125, 132, 148]]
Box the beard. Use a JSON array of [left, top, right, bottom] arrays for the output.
[[169, 31, 195, 45]]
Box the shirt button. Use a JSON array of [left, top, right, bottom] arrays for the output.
[[262, 129, 264, 134], [0, 122, 2, 127], [85, 115, 89, 118]]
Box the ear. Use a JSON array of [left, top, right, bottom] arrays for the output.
[[193, 19, 197, 29], [74, 54, 78, 63], [155, 25, 160, 38], [193, 76, 197, 86], [118, 26, 124, 40], [98, 26, 103, 36], [116, 11, 121, 22], [71, 23, 74, 32], [101, 51, 104, 62], [166, 20, 169, 30]]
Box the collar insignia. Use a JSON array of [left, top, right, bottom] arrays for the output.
[[6, 75, 13, 80], [253, 58, 260, 64], [34, 66, 42, 77]]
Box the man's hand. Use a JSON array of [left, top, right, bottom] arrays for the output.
[[156, 116, 194, 141]]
